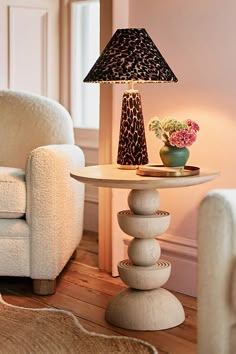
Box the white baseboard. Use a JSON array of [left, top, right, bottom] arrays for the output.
[[74, 130, 99, 233], [124, 234, 197, 297], [83, 200, 98, 233], [158, 234, 197, 297]]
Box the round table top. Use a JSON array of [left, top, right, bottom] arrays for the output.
[[70, 164, 219, 190]]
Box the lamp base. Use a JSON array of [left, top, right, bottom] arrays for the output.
[[117, 90, 148, 168], [118, 164, 137, 170]]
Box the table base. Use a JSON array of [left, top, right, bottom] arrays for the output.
[[105, 287, 185, 330]]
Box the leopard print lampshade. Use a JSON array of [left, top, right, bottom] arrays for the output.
[[84, 28, 178, 168], [83, 28, 178, 83]]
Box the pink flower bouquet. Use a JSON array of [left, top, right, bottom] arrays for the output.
[[148, 117, 199, 148]]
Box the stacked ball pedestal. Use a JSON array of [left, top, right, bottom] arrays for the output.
[[105, 189, 185, 330]]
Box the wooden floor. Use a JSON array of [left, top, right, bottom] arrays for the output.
[[0, 231, 197, 354]]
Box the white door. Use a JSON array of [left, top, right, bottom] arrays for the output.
[[0, 0, 59, 99]]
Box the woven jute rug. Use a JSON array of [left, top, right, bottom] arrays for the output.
[[0, 296, 158, 354]]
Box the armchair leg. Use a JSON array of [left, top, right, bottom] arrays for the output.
[[32, 279, 56, 295], [70, 250, 77, 260]]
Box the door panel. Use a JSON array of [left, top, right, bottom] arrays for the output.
[[0, 0, 59, 99]]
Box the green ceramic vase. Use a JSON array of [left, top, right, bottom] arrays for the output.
[[159, 143, 189, 167]]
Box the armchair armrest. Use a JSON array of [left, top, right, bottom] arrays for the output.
[[26, 144, 85, 279], [198, 189, 236, 354]]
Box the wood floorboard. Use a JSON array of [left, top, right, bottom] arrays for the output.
[[0, 230, 197, 354]]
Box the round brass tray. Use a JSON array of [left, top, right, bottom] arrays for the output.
[[136, 165, 200, 177]]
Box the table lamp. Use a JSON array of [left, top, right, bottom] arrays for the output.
[[84, 28, 178, 169]]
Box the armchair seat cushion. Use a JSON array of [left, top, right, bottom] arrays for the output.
[[0, 167, 26, 218]]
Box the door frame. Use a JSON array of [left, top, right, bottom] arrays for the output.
[[59, 0, 129, 273]]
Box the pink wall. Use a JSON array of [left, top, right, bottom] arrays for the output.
[[109, 0, 236, 294], [128, 0, 236, 240]]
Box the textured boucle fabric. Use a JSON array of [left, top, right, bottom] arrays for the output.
[[0, 167, 26, 218], [0, 219, 29, 276], [0, 219, 29, 238], [26, 144, 85, 279], [0, 90, 74, 169], [198, 189, 236, 354]]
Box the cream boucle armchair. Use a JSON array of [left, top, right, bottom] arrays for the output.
[[0, 90, 85, 295], [198, 189, 236, 354]]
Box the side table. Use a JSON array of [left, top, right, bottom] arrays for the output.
[[71, 164, 219, 331]]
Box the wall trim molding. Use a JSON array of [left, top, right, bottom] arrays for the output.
[[159, 234, 197, 297], [74, 128, 99, 150], [83, 200, 98, 232], [74, 128, 98, 232], [158, 233, 197, 260], [85, 193, 98, 204], [124, 234, 197, 297]]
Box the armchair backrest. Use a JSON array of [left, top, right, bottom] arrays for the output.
[[0, 90, 75, 169]]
